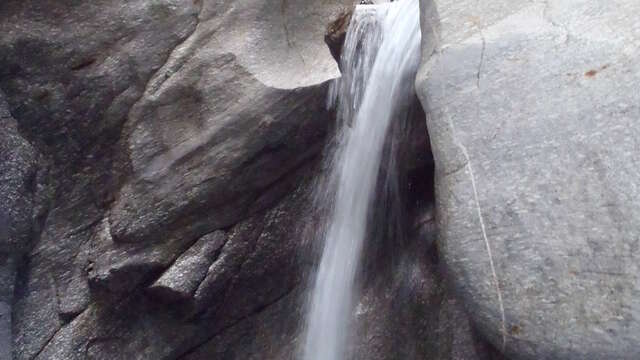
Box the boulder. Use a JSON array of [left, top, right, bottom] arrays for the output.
[[1, 0, 355, 358], [93, 0, 355, 296], [417, 0, 640, 358], [107, 0, 353, 246]]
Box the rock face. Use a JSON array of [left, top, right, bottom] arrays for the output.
[[0, 92, 39, 256], [1, 89, 39, 360], [0, 0, 201, 163], [0, 0, 354, 358], [0, 0, 512, 358], [1, 0, 493, 358], [107, 0, 354, 246], [417, 0, 640, 359]]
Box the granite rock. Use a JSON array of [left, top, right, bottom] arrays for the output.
[[417, 0, 640, 358]]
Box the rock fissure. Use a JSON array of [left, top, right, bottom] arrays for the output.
[[29, 323, 63, 360], [449, 109, 507, 352], [425, 9, 508, 350], [202, 219, 266, 316]]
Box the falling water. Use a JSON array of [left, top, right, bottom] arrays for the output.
[[303, 1, 421, 359]]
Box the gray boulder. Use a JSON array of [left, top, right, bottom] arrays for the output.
[[107, 0, 353, 245], [1, 2, 201, 357], [95, 0, 354, 296], [417, 0, 640, 359]]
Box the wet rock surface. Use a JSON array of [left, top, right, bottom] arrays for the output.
[[418, 0, 640, 359]]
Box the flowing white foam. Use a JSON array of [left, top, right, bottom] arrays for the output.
[[303, 1, 421, 359]]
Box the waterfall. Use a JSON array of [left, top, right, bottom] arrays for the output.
[[303, 1, 422, 359]]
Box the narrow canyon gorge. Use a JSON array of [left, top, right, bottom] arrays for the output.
[[1, 1, 639, 359]]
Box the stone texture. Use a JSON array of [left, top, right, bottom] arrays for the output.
[[148, 231, 227, 304], [31, 163, 322, 360], [0, 0, 361, 357], [0, 255, 17, 360], [417, 0, 640, 359], [0, 0, 509, 359], [344, 106, 502, 360], [1, 0, 353, 357], [0, 89, 39, 360], [91, 0, 358, 299], [0, 90, 38, 255], [1, 2, 201, 355], [107, 0, 354, 246], [0, 0, 200, 163]]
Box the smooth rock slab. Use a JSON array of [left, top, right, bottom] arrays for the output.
[[417, 0, 640, 359]]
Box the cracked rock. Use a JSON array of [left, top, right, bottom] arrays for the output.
[[148, 231, 227, 304], [418, 1, 640, 359]]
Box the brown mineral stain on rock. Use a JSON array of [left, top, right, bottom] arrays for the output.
[[585, 69, 598, 77], [509, 324, 522, 336], [585, 64, 610, 78], [325, 10, 353, 63]]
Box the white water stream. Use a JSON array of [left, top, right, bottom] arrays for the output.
[[303, 1, 421, 359]]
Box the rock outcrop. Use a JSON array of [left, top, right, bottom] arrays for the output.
[[1, 0, 353, 358], [417, 0, 640, 359], [1, 0, 516, 359]]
